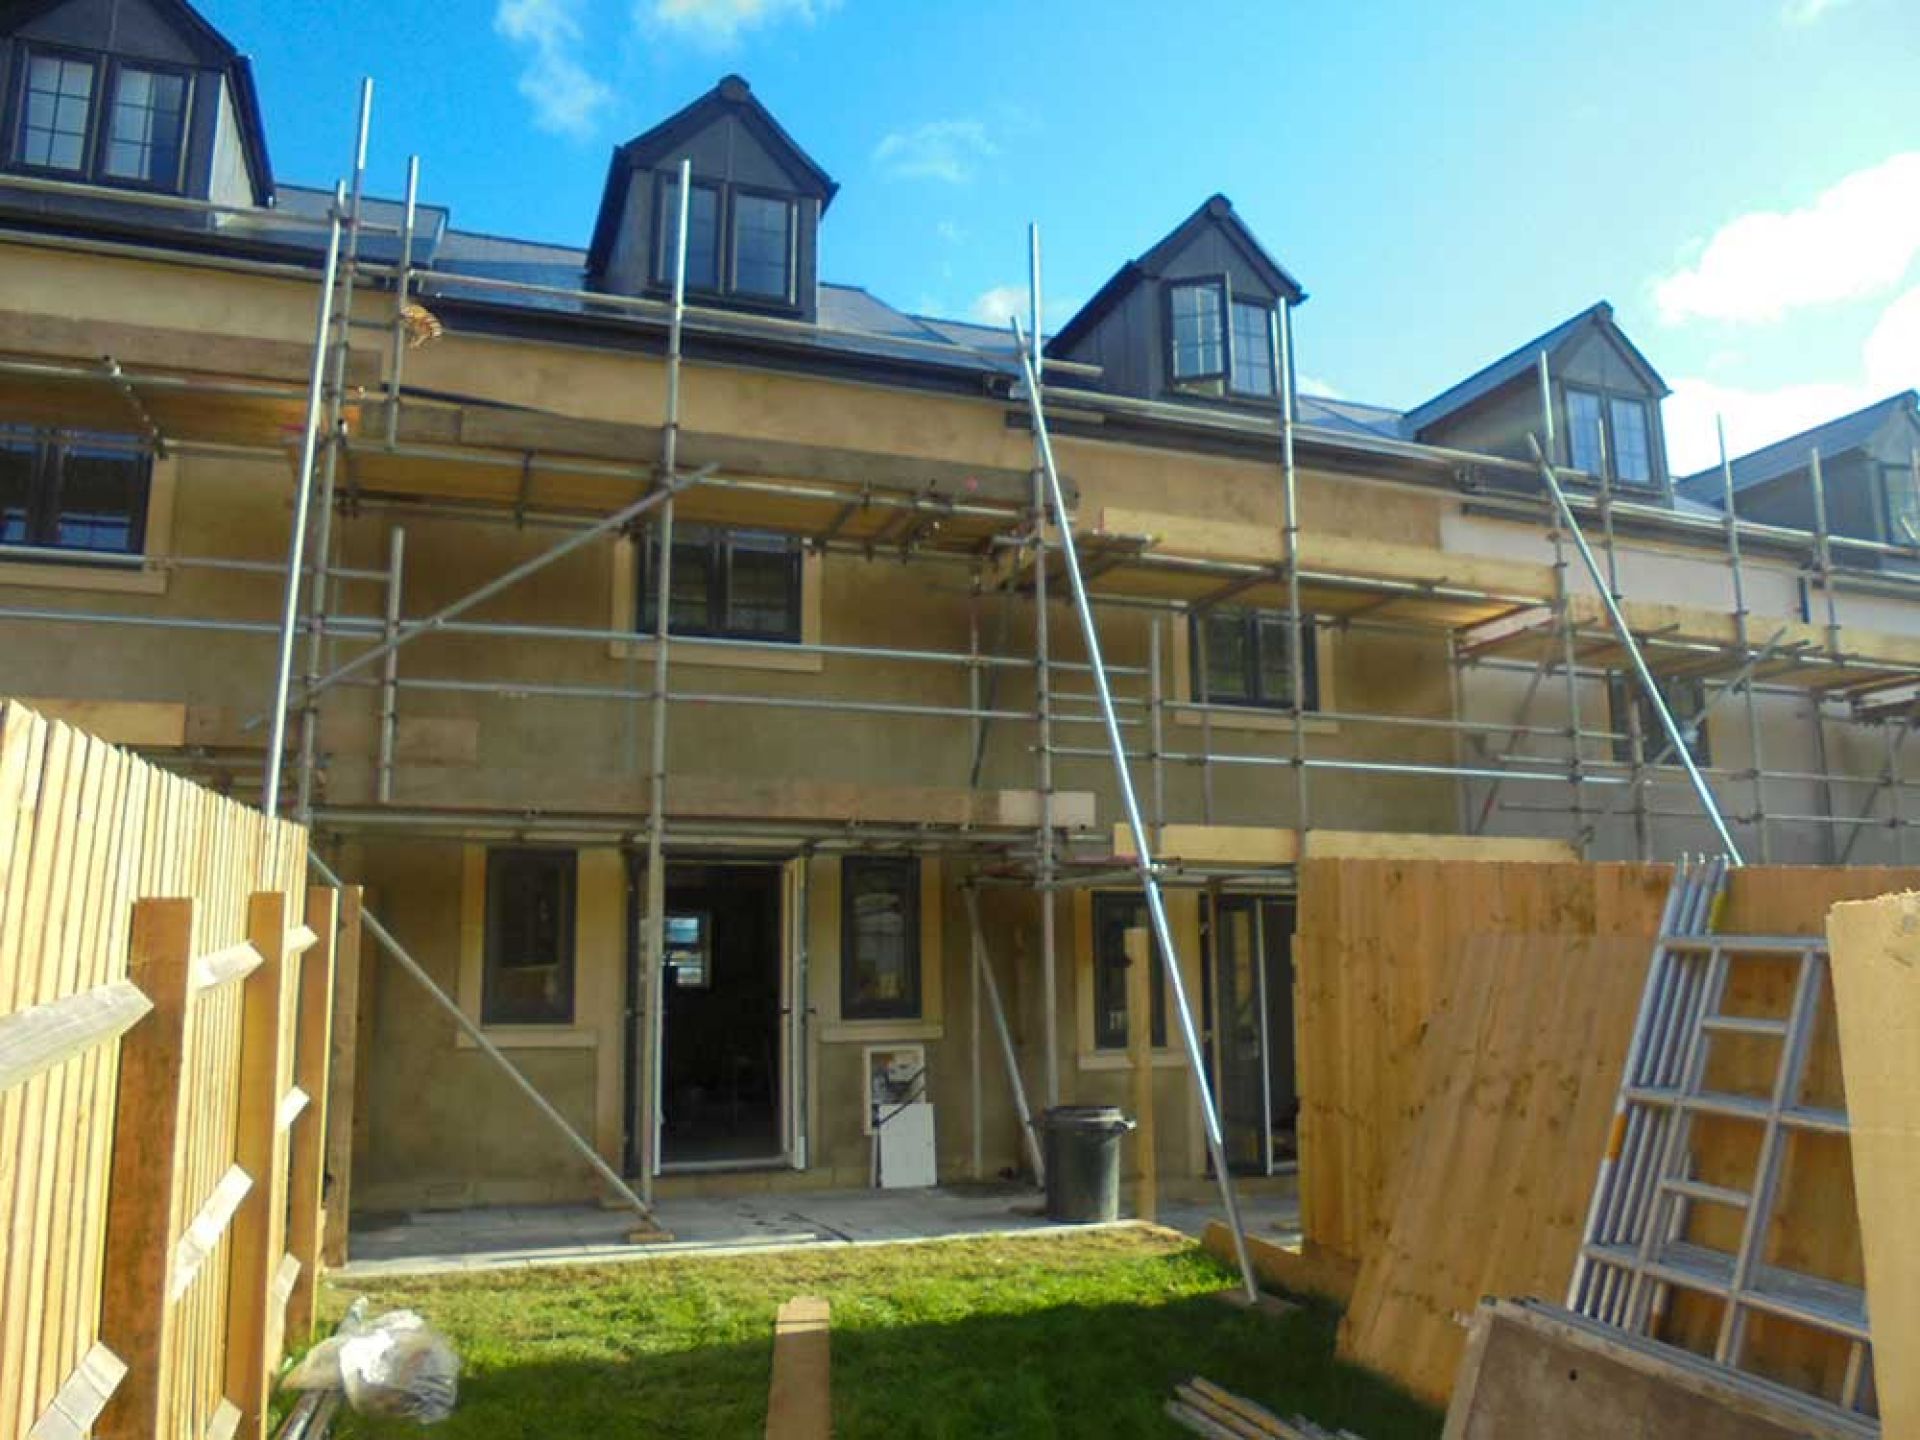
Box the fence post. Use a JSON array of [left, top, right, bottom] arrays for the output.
[[224, 891, 295, 1440], [98, 898, 196, 1440], [284, 886, 338, 1342], [320, 885, 364, 1268]]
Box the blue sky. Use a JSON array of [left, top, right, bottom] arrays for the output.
[[214, 0, 1917, 473]]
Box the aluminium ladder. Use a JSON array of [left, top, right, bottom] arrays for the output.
[[1569, 857, 1876, 1420]]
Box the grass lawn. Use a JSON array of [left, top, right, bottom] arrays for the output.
[[315, 1227, 1440, 1439]]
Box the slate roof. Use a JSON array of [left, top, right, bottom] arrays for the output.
[[1674, 391, 1920, 502], [1402, 302, 1670, 438]]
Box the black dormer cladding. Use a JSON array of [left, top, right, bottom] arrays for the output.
[[0, 0, 272, 206], [588, 75, 836, 323]]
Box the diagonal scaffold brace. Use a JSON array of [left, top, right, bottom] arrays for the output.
[[1009, 315, 1262, 1304]]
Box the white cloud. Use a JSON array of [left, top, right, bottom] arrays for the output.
[[874, 120, 996, 184], [648, 0, 837, 45], [1782, 0, 1850, 23], [1864, 284, 1920, 394], [936, 219, 967, 246], [495, 0, 612, 138], [1298, 375, 1343, 400], [969, 285, 1027, 327], [1653, 152, 1920, 325]]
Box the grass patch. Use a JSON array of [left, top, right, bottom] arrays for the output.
[[317, 1228, 1439, 1439]]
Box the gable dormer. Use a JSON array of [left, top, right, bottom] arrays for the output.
[[1046, 195, 1306, 408], [0, 0, 272, 206], [587, 75, 836, 322], [1405, 303, 1674, 495]]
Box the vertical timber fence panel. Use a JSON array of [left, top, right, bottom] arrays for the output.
[[0, 700, 327, 1440]]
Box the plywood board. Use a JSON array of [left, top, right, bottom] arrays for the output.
[[1825, 889, 1920, 1440]]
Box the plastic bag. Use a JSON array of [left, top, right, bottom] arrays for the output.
[[283, 1298, 460, 1424]]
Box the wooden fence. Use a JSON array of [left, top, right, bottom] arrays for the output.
[[1295, 857, 1918, 1408], [0, 699, 347, 1440]]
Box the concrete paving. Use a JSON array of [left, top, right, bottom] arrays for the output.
[[334, 1176, 1300, 1280]]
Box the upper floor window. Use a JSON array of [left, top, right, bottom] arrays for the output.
[[732, 191, 794, 301], [652, 173, 798, 306], [1167, 280, 1278, 401], [1883, 461, 1920, 546], [639, 523, 803, 643], [0, 426, 151, 558], [12, 49, 190, 192], [1609, 674, 1709, 768], [654, 174, 722, 290], [842, 857, 920, 1020], [1565, 386, 1658, 488], [1192, 605, 1317, 711]]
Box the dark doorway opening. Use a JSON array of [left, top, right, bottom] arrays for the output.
[[1205, 894, 1298, 1174], [656, 861, 783, 1168]]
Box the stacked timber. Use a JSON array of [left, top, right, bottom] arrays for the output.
[[1165, 1377, 1364, 1439]]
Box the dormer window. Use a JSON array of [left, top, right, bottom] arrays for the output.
[[732, 191, 794, 301], [1566, 386, 1655, 487], [653, 174, 721, 290], [12, 48, 189, 191], [1167, 279, 1277, 401]]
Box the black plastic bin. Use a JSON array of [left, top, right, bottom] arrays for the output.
[[1037, 1105, 1137, 1223]]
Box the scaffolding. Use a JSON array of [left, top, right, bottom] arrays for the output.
[[3, 83, 1920, 1220]]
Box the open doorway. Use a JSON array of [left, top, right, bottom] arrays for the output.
[[645, 860, 785, 1169], [1207, 894, 1298, 1174]]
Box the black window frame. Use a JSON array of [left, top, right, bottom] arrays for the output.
[[637, 523, 804, 644], [1562, 384, 1662, 491], [840, 856, 922, 1021], [1879, 460, 1919, 547], [728, 185, 797, 305], [1093, 892, 1166, 1051], [1166, 276, 1230, 391], [650, 170, 724, 293], [1190, 605, 1319, 712], [1228, 297, 1277, 398], [0, 425, 152, 561], [1608, 674, 1711, 768], [482, 847, 578, 1027], [8, 45, 193, 195]]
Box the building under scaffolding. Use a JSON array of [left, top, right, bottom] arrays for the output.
[[3, 2, 1920, 1231]]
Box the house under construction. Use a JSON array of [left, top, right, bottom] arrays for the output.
[[5, 0, 1920, 1231]]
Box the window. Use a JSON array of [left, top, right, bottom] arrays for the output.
[[842, 857, 920, 1020], [654, 174, 722, 290], [1567, 389, 1605, 476], [1093, 893, 1165, 1050], [0, 427, 150, 557], [732, 192, 794, 300], [102, 64, 188, 187], [638, 524, 803, 642], [1565, 386, 1659, 488], [1609, 675, 1710, 768], [16, 52, 96, 173], [665, 912, 711, 989], [1883, 462, 1920, 546], [1229, 301, 1275, 396], [483, 848, 576, 1025], [1169, 281, 1227, 386], [1609, 398, 1652, 485], [1191, 606, 1317, 711]]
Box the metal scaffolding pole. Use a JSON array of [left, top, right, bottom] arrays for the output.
[[308, 853, 654, 1223], [1012, 315, 1260, 1304], [383, 154, 421, 449], [261, 187, 346, 814], [1807, 447, 1844, 862], [375, 526, 405, 804], [1275, 304, 1311, 836], [1538, 359, 1590, 856], [296, 77, 375, 822], [639, 158, 695, 1203], [1719, 418, 1771, 861], [1027, 234, 1061, 1110]]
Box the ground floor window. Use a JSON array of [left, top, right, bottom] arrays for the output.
[[1092, 892, 1166, 1050], [841, 857, 921, 1019], [0, 425, 151, 557], [483, 847, 577, 1025], [1609, 674, 1710, 767], [1191, 605, 1317, 710]]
